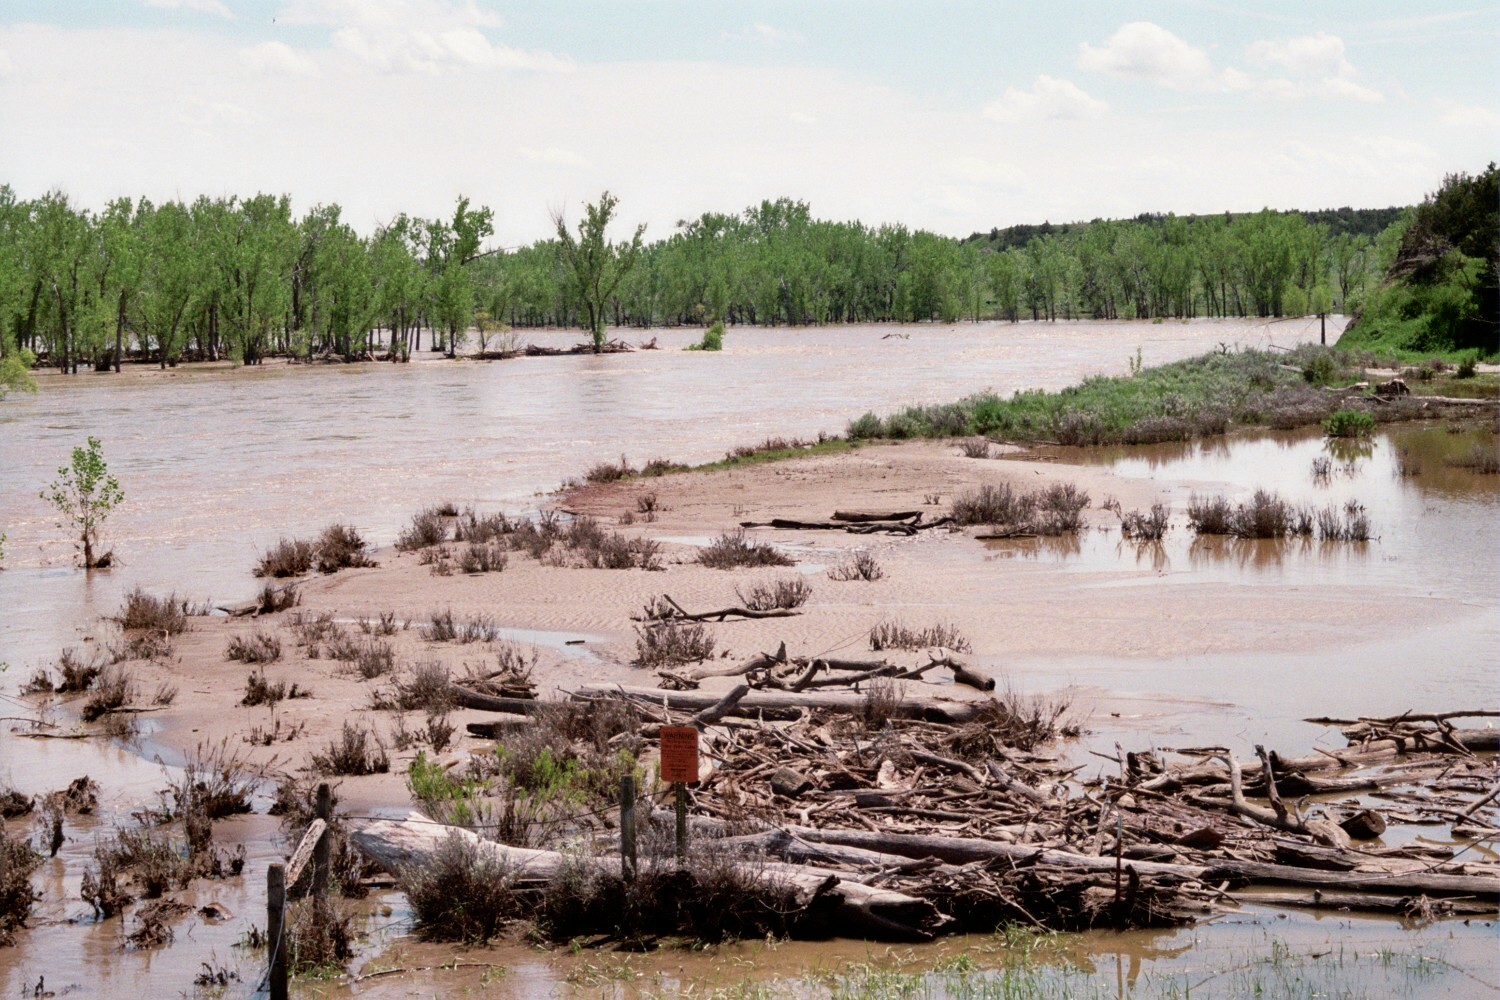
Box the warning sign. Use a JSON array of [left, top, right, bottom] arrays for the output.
[[658, 726, 699, 784]]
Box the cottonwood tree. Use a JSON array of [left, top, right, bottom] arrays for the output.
[[41, 436, 124, 569], [552, 191, 645, 352]]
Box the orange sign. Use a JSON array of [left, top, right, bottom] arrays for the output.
[[659, 726, 699, 784]]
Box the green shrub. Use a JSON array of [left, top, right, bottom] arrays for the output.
[[1456, 351, 1479, 378], [1323, 409, 1376, 438], [685, 321, 724, 352]]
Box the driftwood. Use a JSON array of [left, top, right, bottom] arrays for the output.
[[349, 811, 948, 941], [574, 683, 984, 723], [738, 512, 953, 536], [637, 594, 801, 623]]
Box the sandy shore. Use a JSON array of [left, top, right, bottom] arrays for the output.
[[88, 435, 1466, 801]]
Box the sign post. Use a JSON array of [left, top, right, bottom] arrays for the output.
[[658, 725, 699, 864]]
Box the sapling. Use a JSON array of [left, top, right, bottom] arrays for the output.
[[40, 436, 123, 568]]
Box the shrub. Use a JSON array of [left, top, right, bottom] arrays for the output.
[[950, 482, 1089, 534], [386, 661, 453, 713], [736, 576, 812, 612], [684, 320, 725, 352], [396, 507, 449, 551], [315, 524, 375, 573], [397, 832, 518, 942], [584, 456, 634, 483], [256, 582, 301, 614], [225, 630, 281, 664], [634, 622, 715, 667], [697, 529, 793, 569], [1107, 500, 1169, 541], [55, 647, 102, 692], [81, 665, 133, 721], [869, 620, 972, 653], [454, 507, 511, 543], [960, 438, 992, 459], [0, 828, 43, 944], [1456, 351, 1479, 378], [350, 639, 396, 679], [458, 542, 508, 574], [827, 550, 884, 582], [254, 538, 314, 578], [311, 721, 390, 776], [1186, 493, 1233, 534], [118, 587, 191, 636], [1324, 409, 1376, 438], [240, 669, 310, 708], [639, 457, 689, 477], [1451, 442, 1500, 474]]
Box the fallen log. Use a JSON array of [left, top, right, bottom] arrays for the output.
[[638, 594, 802, 623], [574, 684, 984, 724], [349, 811, 949, 941], [780, 827, 1499, 902], [446, 685, 544, 715], [832, 511, 923, 522]]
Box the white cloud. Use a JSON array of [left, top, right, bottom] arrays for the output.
[[789, 111, 817, 125], [1247, 32, 1353, 78], [144, 0, 233, 18], [0, 49, 13, 78], [277, 0, 568, 74], [518, 146, 587, 167], [1078, 22, 1216, 91], [240, 41, 318, 77], [983, 75, 1107, 123], [1434, 98, 1500, 128], [1243, 32, 1380, 103]]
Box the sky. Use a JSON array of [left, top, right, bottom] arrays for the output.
[[1, 1, 1496, 243]]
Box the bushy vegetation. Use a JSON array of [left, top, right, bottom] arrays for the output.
[[1188, 490, 1371, 541], [697, 529, 794, 569], [848, 348, 1352, 446], [949, 482, 1090, 534], [1323, 409, 1376, 438], [1339, 164, 1498, 359], [685, 320, 725, 351]]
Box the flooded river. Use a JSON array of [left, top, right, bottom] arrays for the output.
[[4, 316, 1498, 997]]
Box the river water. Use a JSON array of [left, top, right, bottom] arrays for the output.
[[4, 316, 1497, 997]]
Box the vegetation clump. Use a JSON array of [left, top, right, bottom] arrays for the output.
[[685, 320, 725, 351], [827, 550, 884, 581], [312, 721, 391, 776], [118, 586, 192, 636], [0, 829, 43, 945], [634, 622, 716, 667], [949, 482, 1090, 534], [225, 630, 281, 664], [1323, 409, 1376, 438], [869, 620, 972, 653], [1188, 490, 1372, 541], [736, 576, 812, 611], [395, 506, 450, 551], [697, 529, 793, 569]]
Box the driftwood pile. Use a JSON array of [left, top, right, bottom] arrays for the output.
[[357, 671, 1500, 941], [739, 510, 954, 536]]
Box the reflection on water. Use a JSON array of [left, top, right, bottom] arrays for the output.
[[988, 424, 1497, 602]]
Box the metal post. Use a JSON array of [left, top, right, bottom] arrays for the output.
[[267, 862, 287, 1000], [675, 782, 688, 864], [619, 775, 637, 882], [312, 782, 332, 900]]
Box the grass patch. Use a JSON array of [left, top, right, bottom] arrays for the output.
[[241, 669, 311, 707], [1450, 442, 1500, 474], [1324, 408, 1376, 438], [396, 506, 450, 551], [118, 587, 192, 636], [81, 665, 133, 721]]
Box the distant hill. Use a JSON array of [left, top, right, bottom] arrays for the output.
[[966, 206, 1405, 252]]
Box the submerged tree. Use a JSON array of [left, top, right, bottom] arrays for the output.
[[553, 191, 645, 352], [41, 436, 124, 569]]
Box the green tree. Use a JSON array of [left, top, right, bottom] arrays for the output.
[[41, 436, 124, 569], [553, 191, 645, 352]]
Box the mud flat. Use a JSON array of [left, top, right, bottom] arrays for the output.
[[3, 415, 1497, 996]]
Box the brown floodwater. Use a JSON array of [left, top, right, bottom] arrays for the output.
[[5, 316, 1496, 997]]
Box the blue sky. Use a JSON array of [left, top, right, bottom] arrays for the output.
[[2, 1, 1495, 240]]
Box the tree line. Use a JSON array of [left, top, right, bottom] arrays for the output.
[[0, 182, 1409, 381]]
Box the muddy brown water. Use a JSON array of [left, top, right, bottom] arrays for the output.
[[3, 316, 1497, 997]]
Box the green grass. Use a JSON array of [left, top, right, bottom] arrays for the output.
[[847, 347, 1360, 447]]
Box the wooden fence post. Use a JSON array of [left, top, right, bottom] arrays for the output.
[[619, 775, 637, 882], [267, 862, 287, 1000], [312, 782, 332, 900]]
